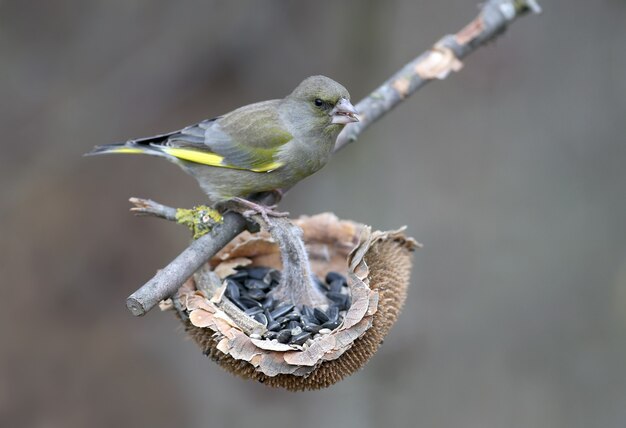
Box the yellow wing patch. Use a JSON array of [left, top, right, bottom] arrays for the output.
[[109, 147, 145, 154], [161, 147, 282, 173], [162, 147, 224, 166]]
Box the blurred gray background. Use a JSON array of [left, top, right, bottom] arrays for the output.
[[2, 1, 625, 427]]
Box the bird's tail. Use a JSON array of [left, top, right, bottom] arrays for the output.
[[85, 129, 178, 158], [84, 139, 177, 162], [86, 143, 145, 156]]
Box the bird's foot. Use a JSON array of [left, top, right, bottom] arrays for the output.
[[229, 197, 289, 224]]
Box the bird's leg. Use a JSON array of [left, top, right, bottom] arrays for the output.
[[227, 197, 290, 224], [253, 189, 285, 208]]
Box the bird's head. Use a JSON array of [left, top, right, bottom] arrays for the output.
[[286, 76, 359, 130]]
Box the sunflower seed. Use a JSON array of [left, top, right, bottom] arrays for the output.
[[253, 313, 268, 326], [247, 289, 266, 300], [327, 292, 348, 307], [302, 305, 315, 319], [264, 331, 278, 340], [287, 320, 300, 330], [226, 270, 248, 281], [301, 315, 319, 326], [314, 308, 330, 324], [244, 307, 263, 316], [247, 267, 271, 280], [329, 279, 344, 293], [240, 296, 262, 308], [343, 295, 352, 311], [245, 279, 270, 291], [277, 329, 292, 344], [327, 305, 339, 323], [286, 313, 301, 322], [322, 320, 340, 330], [290, 326, 303, 336], [303, 323, 321, 333], [325, 271, 345, 285], [262, 297, 276, 311], [225, 280, 240, 299], [267, 321, 281, 332], [263, 269, 281, 285], [230, 298, 247, 311], [270, 303, 294, 319], [290, 331, 311, 345]]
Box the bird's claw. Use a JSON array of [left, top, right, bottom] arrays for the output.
[[229, 197, 290, 224]]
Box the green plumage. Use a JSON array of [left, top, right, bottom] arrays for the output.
[[87, 75, 357, 203]]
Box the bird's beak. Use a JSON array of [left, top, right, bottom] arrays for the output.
[[331, 97, 360, 124]]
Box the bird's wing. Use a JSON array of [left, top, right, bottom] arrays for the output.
[[87, 101, 292, 173], [164, 100, 292, 172]]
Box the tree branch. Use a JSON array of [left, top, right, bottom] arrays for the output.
[[126, 0, 541, 316], [126, 211, 249, 316]]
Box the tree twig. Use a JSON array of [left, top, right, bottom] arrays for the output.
[[129, 197, 178, 221], [126, 0, 541, 316]]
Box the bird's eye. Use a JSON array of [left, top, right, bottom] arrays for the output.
[[314, 98, 324, 107]]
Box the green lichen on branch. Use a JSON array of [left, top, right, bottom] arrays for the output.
[[514, 0, 542, 14], [175, 206, 223, 239]]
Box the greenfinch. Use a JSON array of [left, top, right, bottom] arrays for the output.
[[87, 75, 358, 217]]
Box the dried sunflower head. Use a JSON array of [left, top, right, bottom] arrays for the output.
[[164, 213, 419, 390]]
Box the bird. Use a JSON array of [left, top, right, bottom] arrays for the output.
[[87, 75, 359, 220]]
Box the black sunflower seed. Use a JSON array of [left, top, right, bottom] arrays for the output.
[[230, 298, 247, 311], [327, 292, 348, 307], [270, 303, 294, 319], [247, 289, 266, 301], [329, 279, 344, 293], [226, 270, 248, 281], [290, 331, 311, 345], [322, 320, 340, 330], [225, 280, 240, 300], [264, 331, 278, 340], [244, 307, 263, 316], [325, 271, 345, 285], [264, 269, 281, 285], [267, 321, 281, 332], [301, 315, 319, 326], [277, 329, 292, 344], [262, 297, 276, 311], [240, 296, 262, 308], [286, 313, 301, 322], [343, 295, 352, 311], [314, 308, 330, 324], [327, 305, 339, 323], [302, 305, 315, 319], [303, 323, 321, 333], [247, 267, 271, 280], [253, 313, 268, 326], [245, 279, 270, 291]]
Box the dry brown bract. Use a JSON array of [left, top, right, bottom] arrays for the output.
[[164, 213, 419, 390]]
